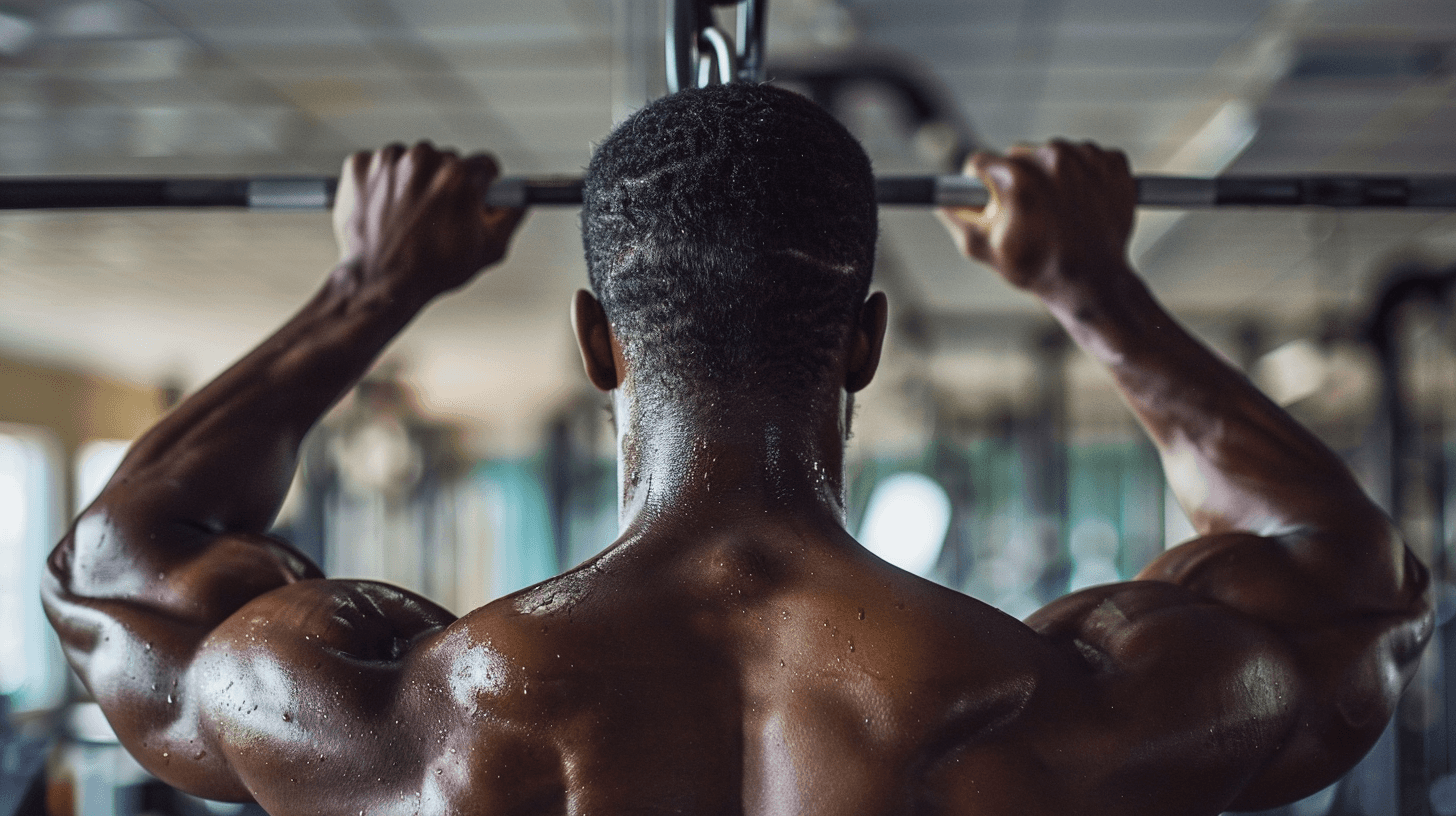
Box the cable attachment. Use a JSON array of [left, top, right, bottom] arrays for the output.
[[666, 0, 768, 93]]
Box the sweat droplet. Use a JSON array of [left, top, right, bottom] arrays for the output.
[[166, 694, 173, 704], [282, 713, 292, 722], [857, 608, 865, 620]]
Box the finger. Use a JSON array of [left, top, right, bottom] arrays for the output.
[[462, 154, 514, 217], [485, 203, 527, 242], [935, 206, 996, 263], [1039, 139, 1093, 179], [370, 143, 407, 179], [979, 152, 1040, 211], [463, 153, 502, 189], [403, 141, 448, 196], [970, 151, 1015, 201], [1101, 145, 1134, 184], [333, 151, 371, 257], [370, 142, 408, 196]]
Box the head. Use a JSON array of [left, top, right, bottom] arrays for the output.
[[576, 83, 886, 424]]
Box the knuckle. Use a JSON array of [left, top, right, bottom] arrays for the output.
[[1035, 144, 1061, 168]]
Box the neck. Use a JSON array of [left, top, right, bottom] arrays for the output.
[[613, 385, 851, 534]]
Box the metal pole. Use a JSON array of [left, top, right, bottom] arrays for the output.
[[4, 174, 1456, 211], [1366, 262, 1456, 816]]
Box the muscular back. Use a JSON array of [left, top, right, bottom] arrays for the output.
[[79, 508, 1415, 816], [40, 137, 1433, 816]]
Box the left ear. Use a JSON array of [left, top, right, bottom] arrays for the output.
[[845, 292, 888, 393]]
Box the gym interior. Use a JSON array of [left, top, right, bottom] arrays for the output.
[[1, 0, 1454, 814]]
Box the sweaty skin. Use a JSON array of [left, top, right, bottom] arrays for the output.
[[45, 139, 1431, 816]]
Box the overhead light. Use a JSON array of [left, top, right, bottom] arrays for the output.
[[52, 1, 140, 37], [1161, 98, 1259, 178], [1254, 339, 1328, 406], [0, 10, 37, 56], [859, 471, 952, 577], [1132, 98, 1260, 263]]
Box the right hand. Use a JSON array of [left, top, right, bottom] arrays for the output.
[[332, 141, 526, 302], [936, 140, 1136, 295]]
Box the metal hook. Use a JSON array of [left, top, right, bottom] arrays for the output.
[[666, 0, 767, 93], [699, 26, 736, 86]]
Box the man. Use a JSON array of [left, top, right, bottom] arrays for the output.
[[44, 83, 1431, 815]]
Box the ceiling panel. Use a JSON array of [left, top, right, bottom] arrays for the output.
[[0, 0, 1453, 440]]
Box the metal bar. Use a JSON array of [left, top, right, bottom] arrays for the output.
[[665, 0, 701, 94], [4, 174, 1456, 211], [734, 0, 767, 83]]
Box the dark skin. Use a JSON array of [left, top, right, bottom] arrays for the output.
[[44, 138, 1431, 816]]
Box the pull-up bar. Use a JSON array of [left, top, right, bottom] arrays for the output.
[[2, 174, 1455, 211]]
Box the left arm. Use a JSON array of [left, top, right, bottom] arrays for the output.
[[42, 143, 523, 804]]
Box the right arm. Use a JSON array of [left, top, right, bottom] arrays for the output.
[[939, 142, 1432, 812]]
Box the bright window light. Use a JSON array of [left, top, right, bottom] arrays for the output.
[[75, 439, 130, 513], [858, 472, 952, 577], [0, 435, 33, 697], [0, 425, 65, 710]]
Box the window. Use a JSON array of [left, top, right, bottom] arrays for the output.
[[858, 471, 952, 578], [0, 424, 65, 712], [75, 439, 130, 514]]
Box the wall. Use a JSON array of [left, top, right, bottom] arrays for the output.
[[0, 354, 162, 511]]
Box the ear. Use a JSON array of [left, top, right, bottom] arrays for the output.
[[572, 289, 620, 391], [845, 292, 888, 393]]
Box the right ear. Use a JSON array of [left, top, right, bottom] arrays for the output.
[[572, 290, 620, 391]]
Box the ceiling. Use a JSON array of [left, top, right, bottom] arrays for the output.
[[1, 0, 1454, 451]]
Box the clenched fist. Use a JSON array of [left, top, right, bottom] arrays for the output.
[[333, 141, 526, 303]]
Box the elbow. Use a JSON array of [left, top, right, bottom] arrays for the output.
[[44, 528, 74, 594], [41, 525, 82, 622], [1400, 544, 1433, 616], [45, 508, 140, 600], [1391, 569, 1435, 680]]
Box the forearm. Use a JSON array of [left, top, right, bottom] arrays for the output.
[[1035, 262, 1408, 598], [53, 260, 426, 603]]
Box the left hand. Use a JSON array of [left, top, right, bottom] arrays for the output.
[[935, 140, 1136, 297], [333, 141, 526, 301]]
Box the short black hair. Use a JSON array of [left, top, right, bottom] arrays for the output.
[[582, 83, 877, 408]]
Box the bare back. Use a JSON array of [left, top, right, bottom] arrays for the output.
[[132, 510, 1419, 816], [42, 137, 1431, 816]]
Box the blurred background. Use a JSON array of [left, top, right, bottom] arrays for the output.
[[0, 0, 1454, 814]]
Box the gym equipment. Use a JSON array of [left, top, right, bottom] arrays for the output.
[[2, 0, 1454, 213], [667, 0, 767, 92], [3, 173, 1454, 210]]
